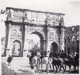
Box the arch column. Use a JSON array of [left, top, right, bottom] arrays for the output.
[[40, 40, 45, 50], [42, 39, 47, 51], [5, 22, 12, 57], [21, 16, 26, 57], [22, 24, 25, 57], [44, 20, 48, 51]]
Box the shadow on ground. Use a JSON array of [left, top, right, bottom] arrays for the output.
[[2, 62, 79, 75], [2, 63, 34, 75]]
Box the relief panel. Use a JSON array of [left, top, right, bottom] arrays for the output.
[[12, 10, 23, 22], [10, 25, 22, 45], [47, 14, 59, 26], [6, 8, 64, 27]]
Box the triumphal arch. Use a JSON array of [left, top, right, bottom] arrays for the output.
[[4, 7, 65, 57]]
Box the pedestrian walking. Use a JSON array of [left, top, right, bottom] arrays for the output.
[[7, 55, 13, 66]]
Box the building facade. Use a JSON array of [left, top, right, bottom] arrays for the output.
[[1, 37, 5, 56], [64, 25, 79, 55], [3, 7, 65, 57]]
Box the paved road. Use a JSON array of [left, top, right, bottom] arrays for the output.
[[1, 57, 79, 75]]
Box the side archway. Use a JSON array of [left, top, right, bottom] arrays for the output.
[[12, 40, 21, 57], [51, 42, 58, 53]]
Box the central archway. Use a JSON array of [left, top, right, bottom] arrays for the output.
[[31, 31, 44, 50]]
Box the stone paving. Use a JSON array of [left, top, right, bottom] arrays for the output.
[[1, 57, 79, 75]]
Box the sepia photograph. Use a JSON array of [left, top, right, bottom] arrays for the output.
[[0, 0, 80, 75]]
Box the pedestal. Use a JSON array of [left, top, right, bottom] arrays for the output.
[[6, 48, 10, 57], [23, 49, 28, 57]]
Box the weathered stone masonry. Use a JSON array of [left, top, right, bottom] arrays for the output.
[[4, 7, 65, 57]]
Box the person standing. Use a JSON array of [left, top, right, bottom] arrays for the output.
[[7, 55, 13, 66]]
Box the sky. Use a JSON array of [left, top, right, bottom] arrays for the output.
[[0, 0, 80, 37]]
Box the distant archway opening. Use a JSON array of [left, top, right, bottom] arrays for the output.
[[51, 42, 58, 53]]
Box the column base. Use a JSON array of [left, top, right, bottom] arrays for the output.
[[6, 48, 10, 57], [23, 49, 28, 57]]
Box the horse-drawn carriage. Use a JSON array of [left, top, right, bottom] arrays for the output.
[[27, 49, 79, 73]]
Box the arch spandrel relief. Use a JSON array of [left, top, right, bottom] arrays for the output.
[[27, 12, 46, 25], [47, 14, 59, 26], [49, 32, 54, 41], [25, 26, 45, 37], [12, 10, 24, 22], [10, 25, 22, 45]]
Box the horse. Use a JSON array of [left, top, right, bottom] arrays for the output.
[[50, 52, 65, 73], [30, 52, 41, 73], [41, 57, 49, 73], [57, 51, 74, 73], [27, 51, 36, 64], [61, 53, 79, 73], [41, 51, 52, 73], [73, 53, 79, 71], [31, 55, 41, 73], [67, 53, 79, 72]]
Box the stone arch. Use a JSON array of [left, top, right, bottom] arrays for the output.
[[31, 31, 44, 50], [51, 42, 58, 53], [12, 40, 21, 57]]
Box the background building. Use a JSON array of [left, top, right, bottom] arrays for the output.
[[1, 37, 5, 56], [64, 25, 79, 55]]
